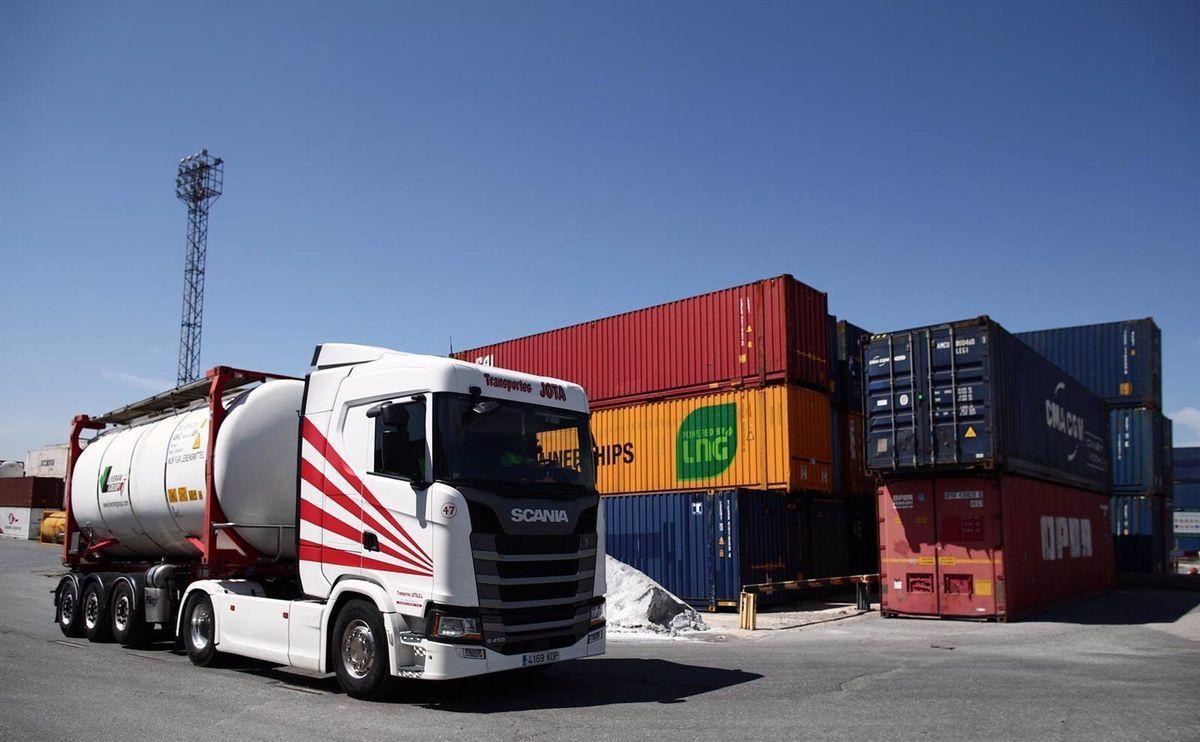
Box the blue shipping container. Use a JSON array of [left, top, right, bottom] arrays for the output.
[[1111, 407, 1170, 495], [1175, 483, 1200, 510], [1112, 495, 1169, 574], [864, 317, 1111, 492], [603, 490, 805, 609], [1015, 318, 1162, 409], [828, 317, 870, 413], [1175, 447, 1200, 481]]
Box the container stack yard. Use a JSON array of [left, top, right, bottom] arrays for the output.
[[455, 275, 867, 609], [1016, 320, 1174, 573], [1173, 448, 1200, 558], [866, 317, 1115, 620]]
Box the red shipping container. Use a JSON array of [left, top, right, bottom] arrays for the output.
[[878, 474, 1113, 620], [453, 275, 828, 409]]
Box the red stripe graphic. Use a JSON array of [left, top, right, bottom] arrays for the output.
[[300, 419, 434, 568], [298, 458, 433, 570], [298, 498, 432, 575], [298, 539, 433, 577]]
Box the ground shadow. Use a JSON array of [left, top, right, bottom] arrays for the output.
[[227, 657, 761, 711], [1030, 589, 1200, 626]]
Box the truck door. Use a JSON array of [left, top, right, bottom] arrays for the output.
[[358, 396, 436, 588]]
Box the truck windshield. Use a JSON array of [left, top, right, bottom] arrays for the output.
[[434, 393, 596, 490]]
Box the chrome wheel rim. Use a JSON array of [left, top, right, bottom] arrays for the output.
[[84, 591, 100, 630], [341, 619, 375, 679], [60, 589, 75, 626], [114, 593, 130, 633], [190, 601, 213, 651]]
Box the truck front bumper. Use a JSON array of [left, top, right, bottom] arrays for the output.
[[396, 626, 606, 680]]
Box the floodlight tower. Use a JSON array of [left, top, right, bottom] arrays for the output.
[[174, 150, 223, 386]]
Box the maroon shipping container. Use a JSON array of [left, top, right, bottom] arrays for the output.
[[0, 476, 65, 508], [878, 474, 1113, 620], [453, 275, 828, 409]]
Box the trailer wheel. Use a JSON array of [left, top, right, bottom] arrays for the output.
[[332, 600, 390, 700], [82, 582, 113, 642], [56, 579, 85, 638], [183, 593, 221, 667], [110, 581, 145, 647]]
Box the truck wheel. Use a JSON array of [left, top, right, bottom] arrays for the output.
[[332, 600, 390, 700], [110, 581, 145, 647], [56, 579, 85, 638], [82, 582, 113, 642], [183, 593, 221, 667]]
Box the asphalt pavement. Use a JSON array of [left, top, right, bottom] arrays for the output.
[[2, 538, 1197, 741]]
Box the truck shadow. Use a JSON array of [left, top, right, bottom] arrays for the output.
[[231, 657, 761, 710]]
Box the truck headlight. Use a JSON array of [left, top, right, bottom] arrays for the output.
[[429, 611, 482, 642], [589, 602, 605, 627]]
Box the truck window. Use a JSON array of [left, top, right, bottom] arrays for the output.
[[372, 399, 427, 482]]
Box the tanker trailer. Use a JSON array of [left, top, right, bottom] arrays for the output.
[[53, 345, 607, 699]]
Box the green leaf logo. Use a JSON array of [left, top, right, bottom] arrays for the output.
[[99, 465, 111, 492], [676, 403, 738, 480]]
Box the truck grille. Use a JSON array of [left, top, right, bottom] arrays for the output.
[[469, 507, 598, 656]]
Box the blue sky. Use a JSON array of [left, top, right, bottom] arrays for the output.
[[2, 1, 1198, 458]]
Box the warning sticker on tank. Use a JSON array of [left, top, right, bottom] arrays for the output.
[[975, 579, 993, 596]]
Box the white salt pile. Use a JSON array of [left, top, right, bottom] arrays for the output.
[[604, 555, 708, 636]]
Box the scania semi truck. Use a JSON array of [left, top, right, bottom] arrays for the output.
[[53, 345, 606, 698]]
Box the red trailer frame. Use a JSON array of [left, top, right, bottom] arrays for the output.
[[63, 366, 301, 578]]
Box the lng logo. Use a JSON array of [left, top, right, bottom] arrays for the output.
[[510, 508, 569, 523], [676, 403, 738, 480]]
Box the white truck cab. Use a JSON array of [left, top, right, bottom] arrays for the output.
[[56, 345, 606, 699]]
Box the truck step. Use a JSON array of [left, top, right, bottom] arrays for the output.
[[397, 632, 425, 646]]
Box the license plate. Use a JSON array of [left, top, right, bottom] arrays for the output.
[[522, 650, 559, 667]]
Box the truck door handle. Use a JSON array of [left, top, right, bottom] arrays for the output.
[[362, 532, 380, 552]]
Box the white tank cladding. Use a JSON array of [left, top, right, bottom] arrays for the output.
[[70, 380, 303, 559]]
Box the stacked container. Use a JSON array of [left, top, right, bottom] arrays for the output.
[[827, 317, 877, 577], [455, 275, 848, 608], [1174, 447, 1200, 555], [866, 317, 1114, 620], [1016, 319, 1173, 573]]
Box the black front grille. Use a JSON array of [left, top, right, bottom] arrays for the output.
[[470, 530, 598, 656]]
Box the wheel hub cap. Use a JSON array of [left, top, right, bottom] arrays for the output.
[[115, 595, 130, 632], [84, 592, 99, 629], [60, 591, 75, 626], [341, 620, 375, 679], [190, 602, 212, 650]]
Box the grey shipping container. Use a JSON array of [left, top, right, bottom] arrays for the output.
[[602, 490, 804, 610], [1015, 318, 1162, 409], [865, 317, 1110, 492]]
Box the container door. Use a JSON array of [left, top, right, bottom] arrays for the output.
[[711, 491, 737, 607], [864, 333, 928, 472], [878, 479, 939, 615], [927, 325, 992, 467], [934, 479, 999, 617]]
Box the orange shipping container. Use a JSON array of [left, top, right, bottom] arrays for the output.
[[540, 385, 833, 495]]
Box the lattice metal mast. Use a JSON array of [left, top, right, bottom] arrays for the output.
[[175, 150, 223, 386]]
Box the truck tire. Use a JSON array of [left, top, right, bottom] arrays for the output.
[[110, 581, 145, 647], [332, 600, 390, 700], [82, 582, 113, 642], [56, 579, 85, 638], [182, 593, 221, 667]]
